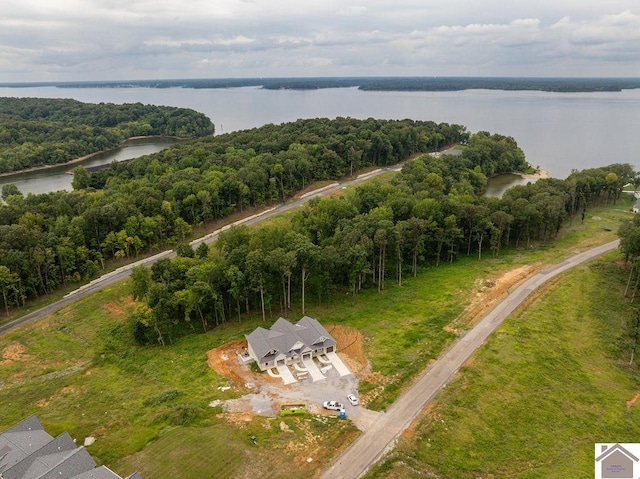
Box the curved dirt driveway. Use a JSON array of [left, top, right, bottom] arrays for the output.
[[320, 240, 620, 479]]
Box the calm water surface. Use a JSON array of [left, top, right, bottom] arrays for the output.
[[484, 174, 539, 198], [0, 137, 180, 195], [1, 85, 638, 194]]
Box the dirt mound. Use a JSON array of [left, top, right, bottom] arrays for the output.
[[627, 391, 640, 408], [101, 298, 135, 320], [325, 324, 367, 373], [206, 340, 273, 390]]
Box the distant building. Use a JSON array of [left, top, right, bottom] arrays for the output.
[[0, 415, 141, 479], [244, 316, 336, 371]]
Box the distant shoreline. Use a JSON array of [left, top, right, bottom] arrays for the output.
[[2, 77, 640, 93], [0, 136, 181, 179]]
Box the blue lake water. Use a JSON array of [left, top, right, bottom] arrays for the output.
[[1, 85, 638, 195]]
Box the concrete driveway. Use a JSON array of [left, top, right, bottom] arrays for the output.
[[215, 355, 383, 432]]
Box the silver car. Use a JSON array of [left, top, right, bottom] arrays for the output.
[[347, 394, 359, 406]]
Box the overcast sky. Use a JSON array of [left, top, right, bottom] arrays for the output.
[[1, 0, 639, 82]]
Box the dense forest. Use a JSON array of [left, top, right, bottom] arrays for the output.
[[4, 77, 640, 93], [119, 133, 632, 345], [0, 114, 633, 329], [0, 97, 214, 173], [0, 117, 470, 313]]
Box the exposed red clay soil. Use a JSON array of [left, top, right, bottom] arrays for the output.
[[459, 264, 537, 329], [206, 324, 368, 390], [627, 392, 640, 408]]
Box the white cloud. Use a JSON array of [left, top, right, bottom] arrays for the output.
[[337, 6, 368, 16], [0, 0, 638, 81]]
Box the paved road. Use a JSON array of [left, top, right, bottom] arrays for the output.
[[319, 239, 620, 479], [0, 167, 399, 336]]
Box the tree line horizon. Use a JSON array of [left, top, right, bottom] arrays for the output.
[[3, 77, 640, 93]]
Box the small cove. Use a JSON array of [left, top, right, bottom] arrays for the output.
[[0, 137, 181, 196]]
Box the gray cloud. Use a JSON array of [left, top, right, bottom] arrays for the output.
[[0, 0, 638, 81]]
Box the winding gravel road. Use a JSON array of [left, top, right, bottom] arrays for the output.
[[319, 239, 620, 479]]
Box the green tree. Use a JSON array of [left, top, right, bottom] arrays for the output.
[[399, 217, 429, 277], [175, 243, 195, 258], [131, 265, 152, 301], [267, 247, 296, 313], [71, 166, 91, 190], [246, 249, 268, 321], [0, 265, 18, 315], [226, 265, 246, 322], [1, 183, 21, 201], [290, 232, 320, 315], [195, 242, 209, 259], [619, 215, 640, 300]]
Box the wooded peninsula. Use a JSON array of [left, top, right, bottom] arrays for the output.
[[0, 97, 214, 174], [0, 99, 633, 340]]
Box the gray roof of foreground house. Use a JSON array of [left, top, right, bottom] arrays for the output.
[[0, 416, 54, 476], [69, 466, 140, 479], [246, 316, 336, 364], [0, 415, 141, 479]]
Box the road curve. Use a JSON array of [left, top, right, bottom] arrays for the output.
[[319, 239, 620, 479]]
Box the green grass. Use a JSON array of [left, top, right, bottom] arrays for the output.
[[110, 418, 357, 479], [0, 197, 634, 478], [365, 253, 640, 478], [110, 427, 258, 479]]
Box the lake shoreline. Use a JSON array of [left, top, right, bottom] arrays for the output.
[[0, 135, 183, 180], [519, 167, 550, 180], [484, 167, 550, 198]]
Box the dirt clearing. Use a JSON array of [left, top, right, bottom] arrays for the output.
[[0, 342, 29, 364], [460, 264, 537, 327]]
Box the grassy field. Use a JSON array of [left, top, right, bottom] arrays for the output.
[[0, 196, 635, 478], [365, 252, 640, 478]]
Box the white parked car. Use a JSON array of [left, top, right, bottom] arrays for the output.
[[323, 400, 345, 411], [347, 394, 359, 406]]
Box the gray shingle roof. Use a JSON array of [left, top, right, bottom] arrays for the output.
[[23, 446, 95, 479], [297, 316, 335, 348], [0, 416, 53, 474], [69, 465, 126, 479], [0, 416, 142, 479], [245, 316, 336, 365], [3, 416, 44, 435], [2, 432, 76, 479]]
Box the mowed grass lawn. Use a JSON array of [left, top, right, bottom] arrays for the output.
[[366, 253, 640, 478], [0, 198, 634, 478]]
